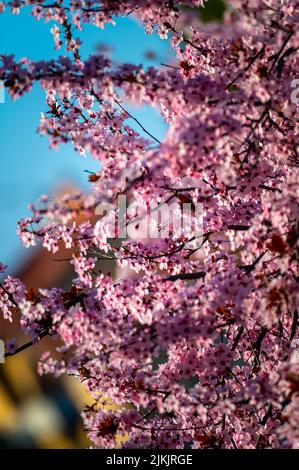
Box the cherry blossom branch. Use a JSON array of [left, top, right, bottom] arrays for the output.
[[114, 98, 161, 145], [4, 331, 49, 358], [164, 271, 206, 281]]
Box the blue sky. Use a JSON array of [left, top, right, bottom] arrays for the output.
[[0, 10, 169, 269]]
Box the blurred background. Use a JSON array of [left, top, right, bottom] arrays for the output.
[[0, 1, 225, 448]]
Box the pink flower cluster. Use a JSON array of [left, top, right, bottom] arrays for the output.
[[0, 0, 299, 449]]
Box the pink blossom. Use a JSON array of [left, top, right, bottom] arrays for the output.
[[0, 0, 299, 449]]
